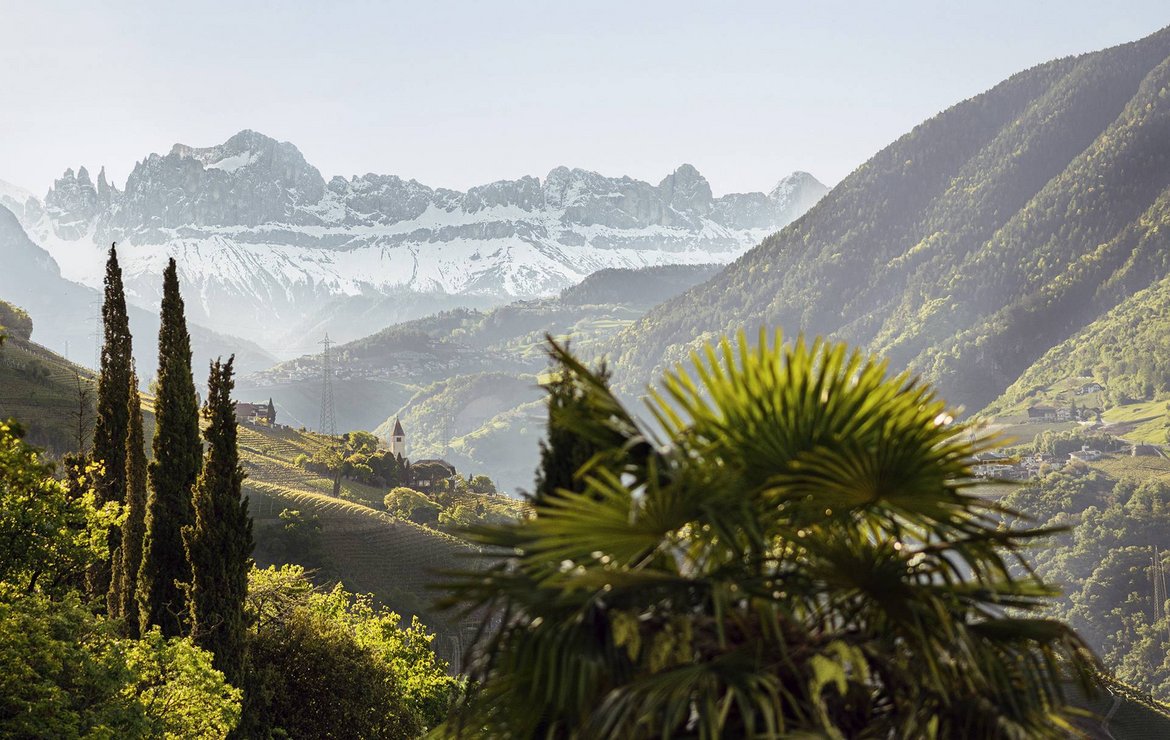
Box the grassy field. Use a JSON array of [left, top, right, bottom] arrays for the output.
[[982, 420, 1081, 447], [1087, 453, 1170, 482], [1102, 400, 1168, 443]]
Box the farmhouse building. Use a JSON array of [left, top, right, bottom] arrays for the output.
[[1027, 405, 1057, 421], [1068, 445, 1102, 462], [235, 399, 276, 425]]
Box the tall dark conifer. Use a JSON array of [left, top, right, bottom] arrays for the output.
[[138, 259, 202, 637], [91, 243, 133, 608], [533, 338, 632, 507], [115, 369, 147, 638], [184, 356, 253, 685]]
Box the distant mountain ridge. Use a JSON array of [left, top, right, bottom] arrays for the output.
[[611, 25, 1170, 413], [5, 132, 826, 354]]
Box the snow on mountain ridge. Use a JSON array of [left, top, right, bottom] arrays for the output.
[[17, 130, 828, 353], [0, 179, 35, 207]]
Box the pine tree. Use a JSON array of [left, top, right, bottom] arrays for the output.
[[183, 355, 253, 685], [138, 259, 202, 638], [114, 369, 147, 638], [91, 243, 133, 608]]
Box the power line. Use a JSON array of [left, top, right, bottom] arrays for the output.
[[92, 302, 102, 372], [318, 333, 336, 438]]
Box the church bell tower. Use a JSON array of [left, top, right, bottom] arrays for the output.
[[389, 418, 406, 457]]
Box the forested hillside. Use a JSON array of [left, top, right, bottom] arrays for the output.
[[612, 26, 1170, 413], [993, 272, 1170, 411], [237, 263, 720, 473]]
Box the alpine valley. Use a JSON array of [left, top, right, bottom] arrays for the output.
[[8, 11, 1170, 735], [248, 25, 1170, 497]]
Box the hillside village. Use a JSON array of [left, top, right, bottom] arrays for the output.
[[234, 398, 470, 497], [977, 376, 1170, 482]]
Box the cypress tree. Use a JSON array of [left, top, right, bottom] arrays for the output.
[[114, 369, 147, 638], [183, 355, 253, 685], [533, 339, 628, 507], [138, 259, 202, 637], [91, 243, 133, 607]]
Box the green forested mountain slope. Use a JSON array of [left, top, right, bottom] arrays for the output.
[[237, 263, 719, 436], [613, 26, 1170, 412], [992, 271, 1170, 411], [372, 373, 535, 448]]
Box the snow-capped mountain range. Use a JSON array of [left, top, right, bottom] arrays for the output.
[[3, 130, 826, 356]]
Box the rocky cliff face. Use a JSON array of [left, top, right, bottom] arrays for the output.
[[17, 130, 827, 354]]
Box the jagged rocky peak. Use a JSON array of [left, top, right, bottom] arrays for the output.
[[705, 171, 830, 231], [541, 166, 617, 208], [113, 129, 327, 230], [658, 163, 713, 215], [328, 174, 442, 225], [0, 179, 39, 224], [44, 165, 101, 239], [540, 166, 670, 228], [465, 176, 543, 212], [168, 129, 307, 177], [770, 171, 828, 204], [95, 166, 119, 207]]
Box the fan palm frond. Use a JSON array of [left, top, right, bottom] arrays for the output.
[[435, 331, 1100, 739]]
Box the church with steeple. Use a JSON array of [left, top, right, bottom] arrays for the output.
[[389, 417, 406, 456], [386, 417, 458, 491]]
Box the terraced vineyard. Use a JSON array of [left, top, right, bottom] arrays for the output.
[[239, 424, 483, 663], [445, 486, 531, 522], [0, 333, 98, 452]]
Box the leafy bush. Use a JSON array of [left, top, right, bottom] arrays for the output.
[[385, 487, 441, 526], [0, 300, 33, 341], [0, 421, 117, 596], [0, 593, 240, 738], [241, 566, 457, 736]]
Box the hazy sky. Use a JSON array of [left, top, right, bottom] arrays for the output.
[[2, 1, 1168, 197]]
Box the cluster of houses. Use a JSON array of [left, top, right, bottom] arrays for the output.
[[1024, 381, 1106, 423], [973, 451, 1061, 481], [1026, 404, 1101, 423], [973, 439, 1164, 480], [973, 445, 1102, 480]]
